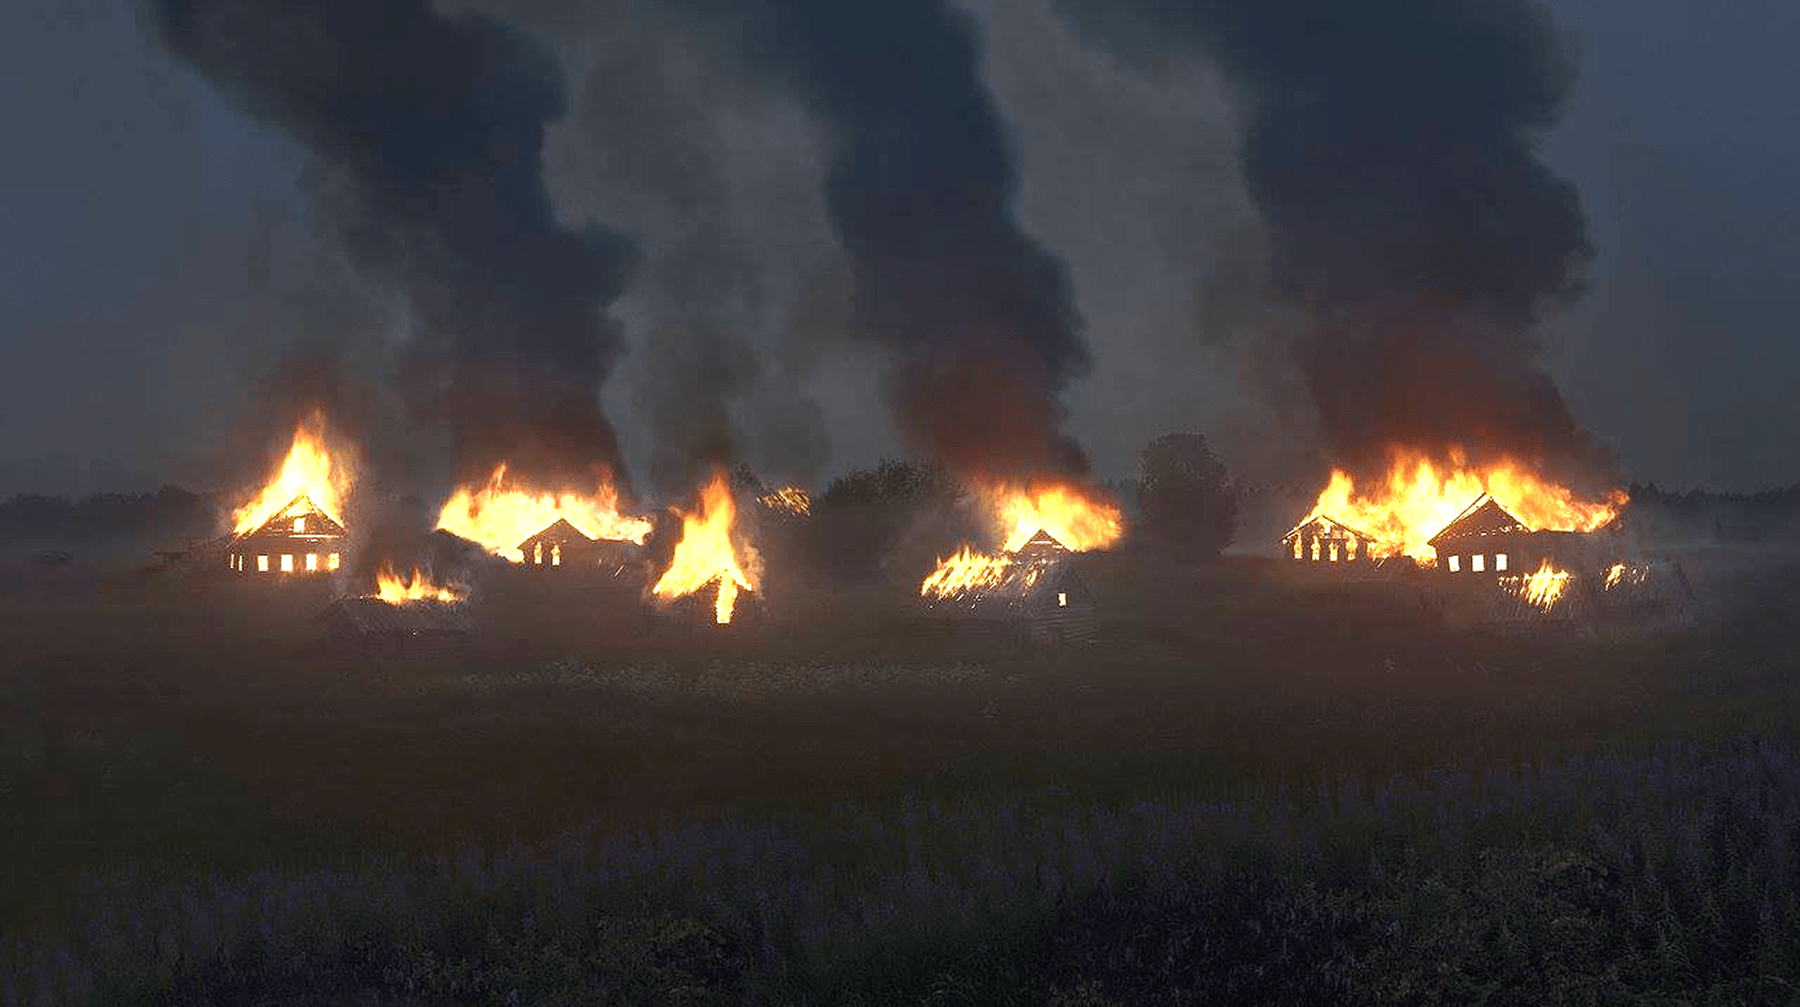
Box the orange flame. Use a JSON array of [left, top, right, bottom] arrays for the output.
[[1303, 449, 1625, 561], [920, 545, 1014, 599], [1510, 559, 1571, 610], [436, 464, 651, 560], [653, 468, 759, 624], [374, 564, 468, 605], [982, 482, 1123, 552], [232, 412, 354, 534], [759, 485, 812, 517]]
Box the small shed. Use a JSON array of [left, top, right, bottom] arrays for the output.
[[517, 518, 644, 573], [920, 537, 1097, 647], [1281, 514, 1379, 567], [316, 596, 471, 656], [228, 493, 347, 576]]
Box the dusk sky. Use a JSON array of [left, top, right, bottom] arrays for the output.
[[3, 0, 1796, 499]]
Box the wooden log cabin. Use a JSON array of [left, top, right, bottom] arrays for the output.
[[1281, 514, 1378, 567], [1426, 495, 1613, 579]]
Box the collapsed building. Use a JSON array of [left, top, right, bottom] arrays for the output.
[[918, 529, 1098, 647]]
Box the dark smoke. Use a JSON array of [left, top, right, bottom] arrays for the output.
[[1051, 0, 1609, 488], [646, 0, 1094, 482], [150, 0, 639, 495]]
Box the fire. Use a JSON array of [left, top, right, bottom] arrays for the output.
[[374, 564, 468, 605], [759, 485, 812, 517], [1303, 449, 1625, 561], [232, 412, 353, 534], [982, 482, 1123, 552], [920, 545, 1014, 599], [436, 464, 651, 560], [1604, 563, 1648, 591], [1509, 559, 1572, 610], [653, 469, 759, 624]]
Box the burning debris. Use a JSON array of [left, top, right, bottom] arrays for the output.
[[758, 486, 812, 518], [374, 564, 468, 605], [1510, 560, 1572, 611], [922, 481, 1123, 596], [317, 595, 471, 656], [435, 464, 651, 562], [652, 469, 760, 625], [919, 529, 1096, 647]]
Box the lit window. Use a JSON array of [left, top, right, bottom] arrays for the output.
[[533, 542, 543, 565], [1328, 542, 1339, 562], [1292, 538, 1302, 559], [1448, 555, 1460, 573], [1495, 553, 1508, 571], [1347, 539, 1358, 560], [1310, 540, 1321, 561], [293, 517, 306, 533], [552, 543, 561, 567], [328, 553, 340, 570], [280, 554, 294, 572], [1472, 554, 1485, 572], [305, 553, 318, 571], [257, 555, 269, 572], [1058, 591, 1068, 608]]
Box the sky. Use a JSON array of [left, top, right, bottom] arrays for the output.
[[1, 0, 1796, 499]]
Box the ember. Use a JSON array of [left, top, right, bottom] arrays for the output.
[[374, 564, 467, 605], [1301, 449, 1624, 562], [232, 411, 353, 534], [653, 468, 759, 624], [758, 485, 812, 517], [436, 464, 651, 561]]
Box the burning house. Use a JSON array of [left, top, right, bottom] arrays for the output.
[[1282, 514, 1379, 567], [517, 517, 645, 575], [918, 529, 1098, 647], [1427, 495, 1613, 580], [227, 493, 346, 576]]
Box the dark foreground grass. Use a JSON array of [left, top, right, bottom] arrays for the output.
[[9, 736, 1800, 1005]]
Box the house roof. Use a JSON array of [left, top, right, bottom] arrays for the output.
[[237, 492, 346, 541], [1281, 513, 1376, 544], [923, 557, 1093, 617], [1427, 495, 1528, 546], [516, 517, 593, 551]]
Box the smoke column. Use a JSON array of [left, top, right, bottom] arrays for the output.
[[1052, 0, 1606, 485], [648, 0, 1094, 482], [151, 0, 638, 494]]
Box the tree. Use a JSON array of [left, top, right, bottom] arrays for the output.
[[1136, 433, 1237, 559]]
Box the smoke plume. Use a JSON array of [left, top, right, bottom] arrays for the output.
[[1051, 0, 1607, 487], [151, 0, 638, 494], [647, 0, 1094, 482]]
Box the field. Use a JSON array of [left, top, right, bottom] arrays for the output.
[[5, 548, 1800, 1003]]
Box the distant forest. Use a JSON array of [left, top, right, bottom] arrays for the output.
[[0, 486, 218, 544]]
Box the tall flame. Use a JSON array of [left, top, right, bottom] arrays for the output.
[[232, 412, 353, 534], [983, 482, 1123, 552], [1303, 449, 1625, 561], [1510, 560, 1571, 611], [653, 468, 758, 624], [374, 564, 468, 605], [436, 464, 651, 560]]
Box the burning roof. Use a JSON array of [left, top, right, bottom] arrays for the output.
[[1428, 495, 1532, 545]]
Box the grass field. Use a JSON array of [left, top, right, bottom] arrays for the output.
[[4, 548, 1799, 1003]]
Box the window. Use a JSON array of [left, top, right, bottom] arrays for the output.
[[552, 543, 561, 567], [1495, 553, 1508, 571], [1310, 540, 1321, 561], [305, 553, 318, 571], [257, 555, 269, 572], [293, 517, 306, 533], [533, 541, 543, 565], [1328, 542, 1339, 562], [328, 553, 341, 570], [1293, 538, 1302, 559], [1058, 591, 1068, 608], [1472, 554, 1485, 572], [1448, 554, 1460, 573], [1346, 539, 1358, 560], [280, 554, 294, 572]]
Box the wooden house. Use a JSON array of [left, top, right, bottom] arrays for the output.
[[316, 596, 471, 656], [227, 493, 347, 576], [1281, 514, 1379, 567], [1427, 495, 1611, 578], [517, 518, 644, 574], [920, 531, 1098, 647]]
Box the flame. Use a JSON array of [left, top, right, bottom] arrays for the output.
[[1302, 449, 1625, 561], [982, 482, 1123, 552], [1604, 563, 1648, 591], [374, 564, 468, 605], [759, 485, 812, 517], [436, 464, 651, 560], [653, 468, 758, 624], [232, 412, 353, 534], [920, 545, 1015, 599], [1509, 559, 1571, 611]]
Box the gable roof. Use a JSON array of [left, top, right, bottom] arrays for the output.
[[1427, 495, 1528, 546], [1281, 513, 1376, 545], [238, 492, 347, 540], [517, 517, 594, 551]]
